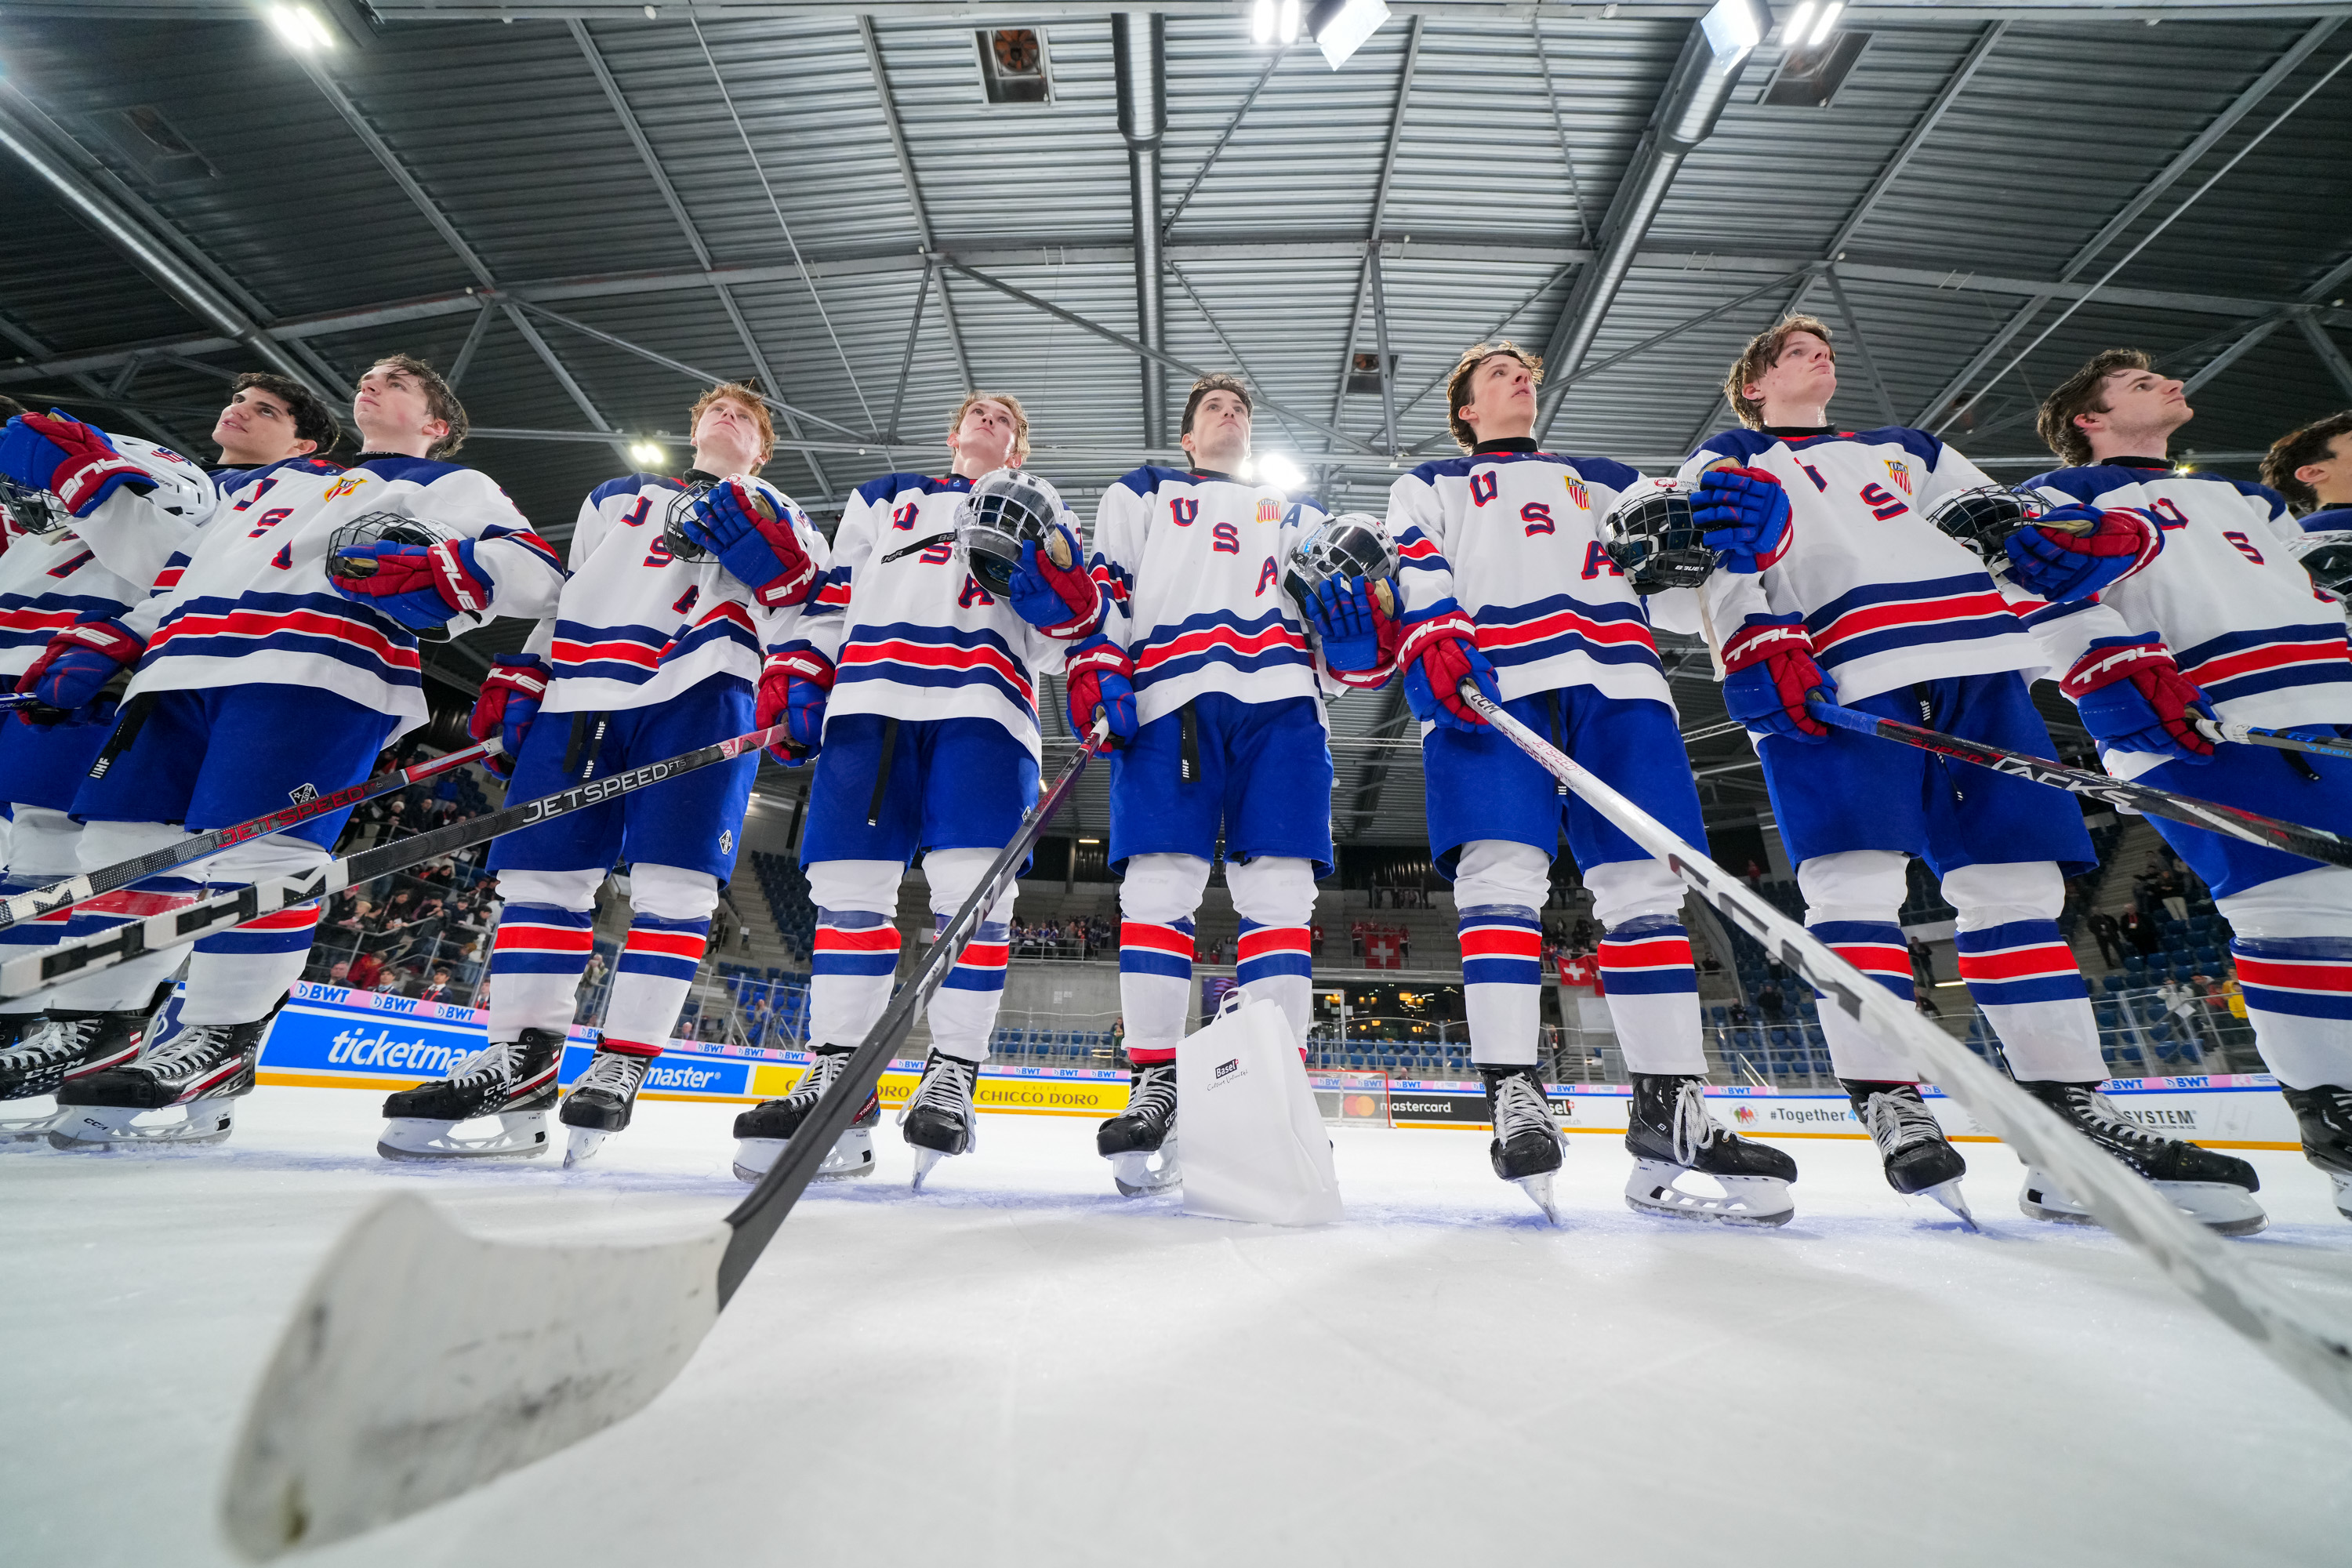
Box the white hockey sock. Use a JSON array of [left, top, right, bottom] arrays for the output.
[[2219, 866, 2352, 1090], [807, 858, 906, 1050], [1455, 840, 1549, 1068], [1946, 862, 2101, 1083], [1230, 854, 1316, 1051], [922, 848, 1014, 1064], [1120, 853, 1209, 1065], [1587, 858, 1706, 1076], [1799, 850, 1920, 1083], [0, 807, 86, 1019], [486, 868, 604, 1042]]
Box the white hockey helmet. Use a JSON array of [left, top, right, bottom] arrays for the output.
[[1601, 477, 1713, 593], [955, 467, 1071, 594], [0, 430, 216, 536], [1283, 512, 1400, 618]]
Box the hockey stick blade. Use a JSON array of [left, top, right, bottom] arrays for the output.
[[2202, 719, 2352, 763], [1465, 685, 2352, 1425], [216, 723, 1110, 1561], [1807, 700, 2352, 871], [0, 725, 780, 1004], [0, 737, 500, 933]]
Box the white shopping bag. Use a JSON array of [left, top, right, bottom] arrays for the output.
[[1178, 988, 1342, 1226]]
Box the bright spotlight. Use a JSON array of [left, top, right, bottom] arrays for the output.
[[1251, 0, 1275, 45], [1305, 0, 1387, 68], [629, 442, 666, 469], [1780, 2, 1816, 45], [268, 5, 335, 50], [1279, 0, 1301, 45], [1807, 0, 1843, 46], [1257, 452, 1306, 490], [1700, 0, 1765, 63]]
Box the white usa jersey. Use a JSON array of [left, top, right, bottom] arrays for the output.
[[524, 470, 822, 716], [1093, 466, 1351, 728], [2019, 461, 2352, 779], [121, 453, 565, 729], [1685, 426, 2037, 702], [0, 453, 222, 678], [789, 472, 1087, 757], [1387, 443, 1698, 710]]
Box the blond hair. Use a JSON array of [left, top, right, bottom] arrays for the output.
[[948, 390, 1032, 466]]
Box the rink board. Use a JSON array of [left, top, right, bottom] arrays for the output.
[[251, 984, 2300, 1146]]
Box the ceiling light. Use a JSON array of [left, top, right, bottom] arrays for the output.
[[1700, 0, 1766, 63], [1306, 0, 1387, 68], [1078, 837, 1102, 845], [267, 5, 335, 50], [1251, 0, 1275, 45], [1780, 1, 1816, 45], [1807, 0, 1843, 47], [1279, 0, 1301, 45], [629, 442, 666, 468], [1258, 451, 1306, 489]]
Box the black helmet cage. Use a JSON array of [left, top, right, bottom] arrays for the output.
[[956, 468, 1067, 596], [1926, 485, 2056, 565], [326, 511, 453, 579], [664, 477, 719, 562], [1282, 512, 1400, 614], [0, 474, 71, 536], [2293, 531, 2352, 597], [1602, 481, 1713, 594]]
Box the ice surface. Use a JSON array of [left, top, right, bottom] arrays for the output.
[[7, 1089, 2352, 1566]]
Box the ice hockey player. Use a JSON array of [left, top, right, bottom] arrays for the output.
[[1084, 374, 1392, 1196], [2261, 410, 2352, 622], [1386, 341, 1796, 1225], [1686, 317, 2264, 1233], [2027, 356, 2352, 1221], [26, 355, 562, 1149], [382, 381, 826, 1165], [729, 392, 1100, 1189], [0, 378, 333, 1137]]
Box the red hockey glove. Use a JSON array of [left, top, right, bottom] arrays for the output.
[[0, 410, 151, 517], [16, 617, 142, 726], [466, 654, 547, 778], [329, 536, 496, 630], [2003, 504, 2158, 602], [1721, 614, 1830, 742], [1005, 523, 1102, 637], [1399, 612, 1501, 731], [756, 648, 834, 764], [2063, 633, 2216, 763], [679, 479, 820, 609], [1065, 635, 1138, 749]]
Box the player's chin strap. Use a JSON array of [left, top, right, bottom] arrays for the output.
[[1800, 699, 2352, 871], [1457, 680, 2352, 1424]]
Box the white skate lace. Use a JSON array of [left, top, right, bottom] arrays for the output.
[[574, 1050, 645, 1097], [441, 1039, 520, 1092], [1123, 1063, 1177, 1123], [900, 1056, 977, 1125], [1864, 1090, 1944, 1159], [1669, 1080, 1726, 1167], [1491, 1073, 1554, 1142], [792, 1050, 848, 1105], [2063, 1086, 2165, 1152], [135, 1024, 237, 1083], [0, 1016, 89, 1075]]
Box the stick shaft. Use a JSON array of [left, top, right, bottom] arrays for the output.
[[1806, 699, 2352, 870], [715, 723, 1109, 1304], [0, 724, 783, 1001], [1462, 684, 2352, 1422], [0, 738, 501, 933], [2209, 720, 2352, 762]]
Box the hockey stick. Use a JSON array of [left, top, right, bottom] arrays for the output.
[[1804, 700, 2352, 871], [0, 737, 501, 934], [2199, 718, 2352, 764], [0, 726, 778, 1003], [1464, 685, 2352, 1425], [215, 720, 1111, 1561]]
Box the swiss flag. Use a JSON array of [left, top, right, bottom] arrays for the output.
[[1367, 933, 1401, 969], [1556, 955, 1597, 991]]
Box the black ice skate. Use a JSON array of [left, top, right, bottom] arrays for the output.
[[559, 1044, 657, 1167], [1845, 1080, 1974, 1230], [0, 1009, 149, 1143], [376, 1028, 564, 1161], [2279, 1083, 2352, 1224], [2016, 1079, 2267, 1236], [731, 1043, 880, 1183], [1623, 1073, 1797, 1228], [899, 1050, 980, 1190], [50, 1015, 267, 1149], [1097, 1059, 1179, 1196], [1479, 1064, 1564, 1223]]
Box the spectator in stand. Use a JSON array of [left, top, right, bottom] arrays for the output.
[[1726, 1000, 1751, 1028], [1757, 982, 1784, 1023], [2154, 867, 2188, 923], [1908, 938, 1936, 990], [419, 968, 453, 1005], [348, 950, 385, 993], [2122, 908, 2163, 960], [1743, 859, 1764, 892], [1111, 1014, 1127, 1065], [2089, 909, 2124, 970], [328, 960, 351, 987]]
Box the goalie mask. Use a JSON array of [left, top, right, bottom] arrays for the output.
[[955, 467, 1071, 595], [325, 511, 454, 579], [1926, 485, 2067, 565], [1601, 479, 1712, 594], [0, 434, 215, 538], [2290, 530, 2352, 597], [1283, 512, 1401, 619]]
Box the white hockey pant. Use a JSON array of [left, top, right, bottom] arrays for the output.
[[2218, 863, 2352, 1091], [1800, 851, 2099, 1084]]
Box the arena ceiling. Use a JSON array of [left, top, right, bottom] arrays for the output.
[[1, 0, 2348, 849]]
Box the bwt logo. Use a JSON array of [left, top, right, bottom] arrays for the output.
[[645, 1064, 722, 1091], [1215, 1058, 1239, 1080], [326, 1029, 460, 1074]]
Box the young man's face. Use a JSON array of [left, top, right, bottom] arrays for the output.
[[691, 396, 768, 477], [353, 363, 449, 452], [213, 385, 316, 467], [2295, 431, 2352, 506], [1745, 331, 1838, 417], [946, 398, 1021, 477], [1181, 389, 1251, 471], [2082, 365, 2190, 448], [1458, 354, 1536, 442]]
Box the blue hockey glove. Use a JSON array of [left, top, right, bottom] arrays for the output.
[[328, 537, 495, 630], [2002, 504, 2155, 602], [16, 618, 142, 726], [756, 649, 834, 764], [1004, 524, 1100, 634], [1305, 576, 1392, 674], [677, 478, 819, 609], [1693, 464, 1793, 575], [466, 655, 546, 779], [0, 411, 150, 518], [1399, 614, 1501, 732]]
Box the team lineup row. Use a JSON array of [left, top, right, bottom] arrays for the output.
[[0, 315, 2348, 1231]]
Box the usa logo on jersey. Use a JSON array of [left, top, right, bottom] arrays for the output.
[[1563, 476, 1590, 512], [1255, 499, 1279, 524], [1885, 459, 1912, 495]]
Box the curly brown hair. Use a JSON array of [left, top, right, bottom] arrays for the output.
[[2259, 409, 2352, 513], [1724, 315, 1835, 430], [2037, 348, 2154, 468], [1444, 341, 1544, 452], [365, 354, 468, 459]]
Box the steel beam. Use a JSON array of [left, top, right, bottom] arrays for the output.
[[1113, 14, 1171, 446], [2296, 310, 2352, 401], [446, 303, 495, 390], [1333, 17, 1423, 429], [859, 16, 975, 388], [1161, 45, 1290, 238], [499, 305, 635, 466]]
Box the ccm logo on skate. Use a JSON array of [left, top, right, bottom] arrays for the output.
[[1215, 1058, 1239, 1080]]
